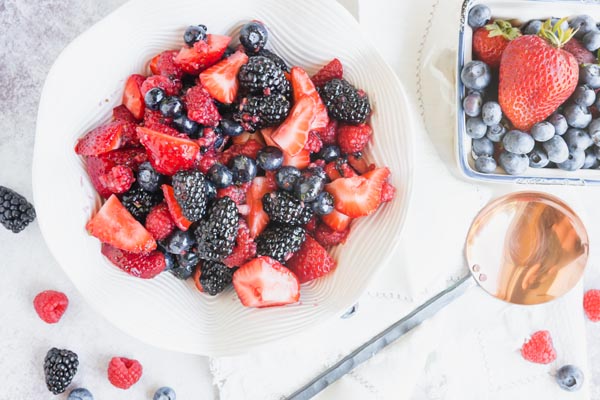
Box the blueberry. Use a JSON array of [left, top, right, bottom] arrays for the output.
[[548, 113, 568, 135], [503, 130, 535, 155], [205, 180, 217, 200], [580, 64, 600, 89], [213, 132, 226, 151], [171, 263, 195, 280], [256, 146, 284, 171], [571, 85, 596, 107], [530, 122, 555, 142], [564, 104, 592, 128], [177, 251, 200, 270], [564, 128, 593, 152], [499, 151, 529, 175], [220, 118, 244, 137], [230, 155, 257, 183], [486, 122, 507, 142], [481, 101, 502, 126], [461, 61, 491, 90], [207, 164, 233, 188], [145, 87, 166, 111], [552, 17, 570, 32], [154, 386, 177, 400], [159, 96, 185, 118], [184, 24, 207, 47], [466, 117, 487, 139], [318, 145, 342, 162], [570, 15, 597, 39], [305, 166, 328, 181], [165, 230, 195, 255], [529, 146, 550, 168], [584, 30, 600, 51], [173, 115, 201, 137], [543, 135, 570, 163], [584, 147, 599, 168], [472, 137, 494, 157], [558, 149, 586, 171], [163, 252, 176, 271], [523, 20, 543, 35], [311, 192, 335, 216], [136, 162, 162, 192], [468, 4, 491, 28], [588, 118, 600, 145], [294, 174, 325, 202], [463, 92, 483, 117], [68, 388, 94, 400], [474, 155, 497, 173], [555, 365, 584, 392], [239, 21, 268, 53], [275, 166, 302, 191]]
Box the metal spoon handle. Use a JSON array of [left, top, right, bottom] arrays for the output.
[[287, 274, 475, 400]]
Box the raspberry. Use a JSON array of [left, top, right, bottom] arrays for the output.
[[520, 330, 557, 364], [33, 290, 68, 324], [107, 357, 143, 390], [112, 105, 137, 124], [318, 119, 338, 145], [223, 220, 257, 268], [219, 139, 263, 165], [380, 182, 396, 203], [197, 127, 218, 149], [311, 58, 344, 87], [145, 203, 175, 240], [584, 289, 600, 322], [144, 109, 173, 129], [185, 85, 221, 126], [304, 131, 323, 153], [313, 222, 350, 247], [337, 123, 372, 154], [98, 165, 135, 194], [198, 150, 219, 174], [304, 216, 317, 233], [217, 185, 246, 205], [286, 235, 336, 283], [151, 50, 184, 79], [140, 75, 181, 97]]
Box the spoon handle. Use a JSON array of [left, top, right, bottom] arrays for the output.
[[287, 274, 475, 400]]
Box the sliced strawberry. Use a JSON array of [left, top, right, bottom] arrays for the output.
[[136, 127, 200, 175], [217, 185, 247, 205], [219, 139, 263, 166], [149, 50, 184, 79], [380, 181, 396, 203], [97, 165, 134, 195], [283, 149, 310, 169], [140, 75, 181, 97], [174, 34, 232, 74], [347, 153, 374, 174], [85, 148, 147, 198], [86, 195, 157, 253], [233, 256, 300, 308], [161, 184, 192, 231], [75, 121, 131, 156], [324, 161, 357, 181], [185, 85, 221, 126], [272, 96, 316, 156], [193, 264, 204, 292], [200, 50, 249, 104], [287, 235, 336, 283], [247, 176, 277, 238], [112, 105, 137, 124], [101, 243, 165, 279], [321, 209, 352, 232], [260, 127, 278, 147], [291, 67, 329, 130], [122, 74, 146, 120], [325, 167, 389, 218], [311, 58, 343, 87], [223, 220, 257, 268], [233, 131, 265, 146]]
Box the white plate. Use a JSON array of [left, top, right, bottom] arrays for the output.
[[33, 0, 414, 356]]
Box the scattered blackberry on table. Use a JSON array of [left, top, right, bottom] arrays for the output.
[[253, 48, 289, 71], [145, 87, 166, 111], [256, 225, 306, 263], [159, 96, 185, 118], [256, 146, 284, 171], [137, 162, 162, 193], [230, 155, 257, 184], [0, 186, 36, 233], [262, 191, 313, 225], [239, 21, 268, 53], [234, 94, 291, 132], [172, 170, 210, 222], [184, 24, 208, 46], [208, 163, 234, 188], [275, 166, 302, 191], [238, 56, 291, 97], [318, 79, 371, 124], [120, 184, 162, 223], [197, 260, 234, 295], [44, 348, 79, 394], [195, 197, 239, 262], [556, 365, 584, 392]]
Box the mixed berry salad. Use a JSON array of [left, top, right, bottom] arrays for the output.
[[75, 21, 395, 308], [462, 5, 600, 175]]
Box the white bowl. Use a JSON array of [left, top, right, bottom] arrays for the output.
[[33, 0, 414, 356]]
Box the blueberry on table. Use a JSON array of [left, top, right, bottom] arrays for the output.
[[499, 151, 529, 175], [474, 155, 497, 174], [486, 122, 507, 142], [219, 118, 244, 137], [466, 117, 487, 139], [564, 104, 592, 129], [583, 148, 599, 169], [557, 149, 586, 171], [256, 146, 284, 171], [159, 96, 185, 118], [529, 146, 550, 168], [523, 20, 543, 35], [472, 137, 494, 157], [461, 61, 491, 90], [580, 64, 600, 89], [570, 15, 598, 39], [503, 130, 535, 155], [154, 386, 176, 400], [543, 135, 570, 163], [467, 4, 491, 28], [564, 128, 593, 152], [239, 21, 268, 53], [230, 155, 257, 184], [311, 192, 335, 216], [184, 24, 207, 47], [556, 365, 584, 392], [173, 115, 201, 137], [276, 166, 302, 191], [548, 113, 568, 135], [145, 87, 166, 111], [165, 230, 195, 255], [68, 388, 93, 400], [208, 163, 233, 188], [481, 101, 502, 126], [463, 92, 483, 117], [571, 85, 596, 107], [530, 122, 555, 142]]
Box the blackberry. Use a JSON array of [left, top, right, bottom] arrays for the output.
[[0, 186, 36, 233], [238, 56, 291, 97], [233, 94, 290, 132], [44, 348, 79, 394], [120, 184, 162, 223], [195, 197, 239, 261], [253, 49, 289, 72], [262, 191, 313, 226], [197, 261, 234, 295], [172, 170, 211, 222], [318, 79, 371, 124], [256, 225, 306, 263]]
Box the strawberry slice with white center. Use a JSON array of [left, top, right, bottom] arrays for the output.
[[86, 195, 157, 253], [246, 176, 277, 238], [75, 121, 132, 156], [321, 208, 353, 232], [122, 74, 145, 120], [291, 66, 329, 130], [325, 167, 390, 218], [136, 127, 200, 175], [174, 34, 232, 74], [161, 184, 192, 231], [200, 50, 249, 104], [233, 256, 300, 308], [271, 96, 316, 156]]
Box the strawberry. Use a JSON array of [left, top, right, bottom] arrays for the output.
[[84, 148, 147, 198], [320, 208, 352, 232], [473, 20, 521, 68], [75, 121, 133, 156], [174, 34, 232, 74], [223, 220, 257, 268], [233, 256, 300, 308], [282, 149, 310, 169], [272, 96, 316, 156], [380, 181, 396, 203], [313, 222, 350, 247], [291, 66, 329, 130], [200, 50, 249, 104], [122, 74, 146, 120], [234, 131, 265, 146], [520, 330, 557, 364], [149, 50, 184, 79], [337, 123, 372, 154], [217, 185, 247, 205], [346, 153, 374, 174], [97, 165, 134, 195], [287, 235, 336, 283], [112, 105, 137, 124], [144, 108, 172, 127], [136, 127, 200, 175], [563, 38, 596, 65], [145, 203, 175, 240], [86, 195, 157, 253], [584, 289, 600, 322], [247, 176, 276, 238], [324, 160, 357, 181], [184, 85, 221, 126], [101, 244, 165, 279], [219, 139, 263, 165], [325, 167, 389, 218], [161, 184, 192, 231], [499, 19, 579, 131], [140, 75, 181, 97], [311, 58, 344, 87]]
